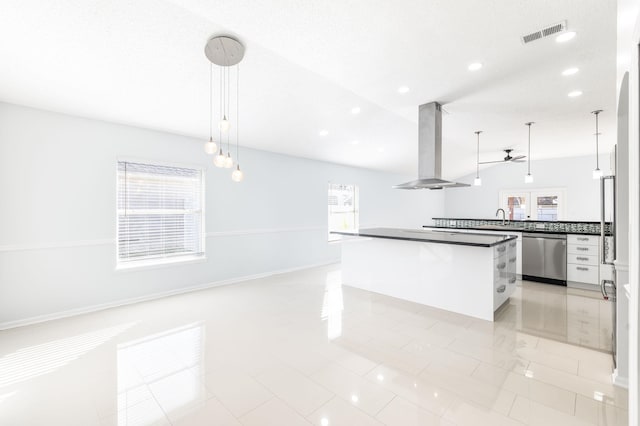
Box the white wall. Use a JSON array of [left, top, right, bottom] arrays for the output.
[[617, 0, 640, 420], [444, 155, 611, 221], [0, 102, 444, 327]]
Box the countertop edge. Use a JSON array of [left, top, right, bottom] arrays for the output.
[[423, 225, 608, 236], [432, 217, 610, 225], [332, 230, 517, 247]]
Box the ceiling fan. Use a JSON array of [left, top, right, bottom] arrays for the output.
[[479, 149, 526, 164]]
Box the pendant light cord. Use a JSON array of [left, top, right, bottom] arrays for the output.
[[226, 66, 230, 152], [526, 122, 533, 175], [236, 64, 240, 163], [474, 131, 481, 178], [219, 64, 222, 144], [528, 124, 531, 174], [593, 110, 602, 170], [476, 133, 479, 178], [209, 63, 212, 140]]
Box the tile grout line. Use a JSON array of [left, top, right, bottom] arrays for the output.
[[373, 394, 396, 417], [506, 392, 519, 420]]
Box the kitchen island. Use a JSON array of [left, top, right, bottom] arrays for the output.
[[336, 228, 517, 321]]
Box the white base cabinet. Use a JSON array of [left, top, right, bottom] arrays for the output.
[[566, 234, 603, 288]]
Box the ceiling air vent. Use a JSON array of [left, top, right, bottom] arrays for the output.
[[521, 21, 567, 44]]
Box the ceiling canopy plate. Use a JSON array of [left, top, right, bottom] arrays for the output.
[[205, 36, 245, 66]]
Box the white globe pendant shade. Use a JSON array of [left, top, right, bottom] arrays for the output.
[[213, 149, 226, 167], [593, 168, 603, 179], [219, 117, 231, 133], [232, 165, 244, 182], [224, 153, 234, 168], [204, 137, 217, 154]]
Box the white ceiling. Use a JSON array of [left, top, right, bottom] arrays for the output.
[[0, 0, 617, 178]]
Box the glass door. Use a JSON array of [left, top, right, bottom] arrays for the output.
[[500, 188, 566, 221]]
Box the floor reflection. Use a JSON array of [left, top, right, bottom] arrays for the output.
[[0, 322, 136, 389], [516, 281, 614, 352], [117, 322, 205, 426], [0, 265, 627, 425], [321, 270, 344, 340]]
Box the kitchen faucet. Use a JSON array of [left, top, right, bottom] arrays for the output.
[[496, 208, 506, 225]]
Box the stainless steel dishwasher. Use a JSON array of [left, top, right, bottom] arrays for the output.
[[522, 233, 567, 285]]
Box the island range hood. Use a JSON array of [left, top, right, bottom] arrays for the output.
[[394, 102, 469, 190]]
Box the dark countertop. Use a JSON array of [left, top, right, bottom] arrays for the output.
[[429, 217, 611, 236], [432, 217, 602, 224], [424, 225, 604, 236], [333, 227, 517, 247]]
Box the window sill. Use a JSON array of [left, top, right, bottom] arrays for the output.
[[115, 255, 207, 272], [328, 231, 358, 244]]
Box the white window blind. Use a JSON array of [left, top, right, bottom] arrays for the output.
[[328, 183, 359, 242], [117, 161, 204, 265]]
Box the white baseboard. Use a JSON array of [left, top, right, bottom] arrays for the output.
[[0, 261, 338, 330], [612, 368, 629, 388]]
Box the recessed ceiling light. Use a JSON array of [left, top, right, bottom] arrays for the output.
[[397, 86, 410, 94], [556, 31, 576, 43], [568, 90, 583, 97], [319, 130, 329, 136], [562, 67, 579, 76], [351, 107, 361, 115], [350, 140, 359, 145], [468, 62, 483, 71]]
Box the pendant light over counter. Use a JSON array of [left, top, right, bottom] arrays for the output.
[[204, 35, 245, 182], [591, 110, 603, 179], [473, 131, 482, 186], [524, 122, 534, 183]]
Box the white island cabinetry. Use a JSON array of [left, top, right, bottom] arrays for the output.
[[423, 226, 522, 277], [339, 228, 517, 322]]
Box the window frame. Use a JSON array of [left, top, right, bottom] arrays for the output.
[[115, 158, 206, 270], [499, 187, 567, 221], [327, 182, 359, 242]]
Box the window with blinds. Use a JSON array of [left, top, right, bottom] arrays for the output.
[[117, 161, 204, 266], [328, 183, 359, 242]]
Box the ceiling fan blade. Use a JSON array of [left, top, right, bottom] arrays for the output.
[[510, 155, 526, 161], [478, 160, 507, 164]]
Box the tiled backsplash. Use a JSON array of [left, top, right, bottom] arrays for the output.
[[432, 218, 612, 235]]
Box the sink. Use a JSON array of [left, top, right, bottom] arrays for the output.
[[475, 224, 522, 231]]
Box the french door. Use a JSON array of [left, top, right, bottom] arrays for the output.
[[499, 188, 566, 221]]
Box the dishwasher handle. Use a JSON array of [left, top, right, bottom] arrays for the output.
[[522, 233, 566, 239]]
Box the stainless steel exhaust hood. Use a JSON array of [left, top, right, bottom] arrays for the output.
[[394, 102, 469, 190]]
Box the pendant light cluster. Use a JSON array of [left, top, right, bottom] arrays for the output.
[[591, 110, 603, 179], [203, 35, 245, 182]]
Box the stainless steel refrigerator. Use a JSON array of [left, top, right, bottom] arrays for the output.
[[600, 169, 616, 365], [601, 116, 630, 380]]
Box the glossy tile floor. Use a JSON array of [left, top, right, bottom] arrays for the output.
[[0, 265, 628, 425]]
